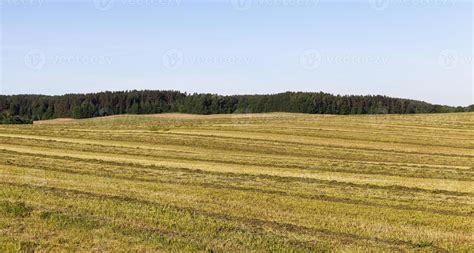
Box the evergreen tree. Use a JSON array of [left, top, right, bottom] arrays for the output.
[[0, 90, 466, 124]]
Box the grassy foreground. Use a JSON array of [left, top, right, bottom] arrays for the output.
[[0, 112, 473, 252]]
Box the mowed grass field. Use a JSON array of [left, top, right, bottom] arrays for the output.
[[0, 112, 473, 252]]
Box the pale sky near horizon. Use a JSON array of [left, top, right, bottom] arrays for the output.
[[0, 0, 472, 106]]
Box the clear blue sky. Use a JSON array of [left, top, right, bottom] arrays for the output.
[[1, 0, 472, 106]]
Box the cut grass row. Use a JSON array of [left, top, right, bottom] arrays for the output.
[[1, 143, 472, 195], [1, 151, 472, 216], [1, 136, 472, 181]]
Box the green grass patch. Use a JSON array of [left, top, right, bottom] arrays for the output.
[[0, 201, 32, 218], [39, 211, 99, 230]]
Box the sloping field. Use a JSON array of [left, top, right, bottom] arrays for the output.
[[1, 112, 473, 251]]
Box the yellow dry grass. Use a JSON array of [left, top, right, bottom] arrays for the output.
[[1, 112, 473, 252]]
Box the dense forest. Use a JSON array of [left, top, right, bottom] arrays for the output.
[[0, 90, 472, 124]]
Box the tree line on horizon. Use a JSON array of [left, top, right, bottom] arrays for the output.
[[0, 90, 472, 124]]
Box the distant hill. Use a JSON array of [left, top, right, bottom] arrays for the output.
[[0, 90, 470, 124]]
